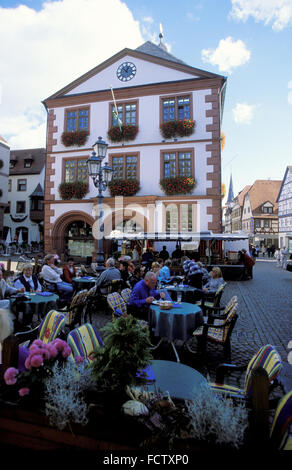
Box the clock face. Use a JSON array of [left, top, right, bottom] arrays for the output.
[[117, 62, 137, 82]]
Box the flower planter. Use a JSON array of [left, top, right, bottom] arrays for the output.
[[160, 177, 196, 195], [160, 120, 195, 139], [61, 130, 89, 147], [108, 179, 140, 197], [107, 125, 138, 143], [59, 181, 89, 200]]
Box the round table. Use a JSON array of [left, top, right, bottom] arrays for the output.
[[144, 360, 207, 400], [150, 301, 203, 342], [164, 284, 197, 302], [10, 292, 59, 323], [72, 276, 97, 292]]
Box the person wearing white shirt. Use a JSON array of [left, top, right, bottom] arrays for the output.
[[41, 254, 73, 302], [0, 269, 25, 309], [14, 264, 42, 293]]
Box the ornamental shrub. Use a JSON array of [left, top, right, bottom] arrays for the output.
[[61, 130, 89, 147]]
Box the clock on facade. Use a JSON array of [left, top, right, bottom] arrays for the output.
[[117, 62, 137, 81]]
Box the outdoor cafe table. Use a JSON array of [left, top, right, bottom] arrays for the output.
[[72, 276, 97, 292], [143, 360, 207, 401], [150, 302, 203, 362], [164, 284, 197, 302], [10, 292, 59, 322]]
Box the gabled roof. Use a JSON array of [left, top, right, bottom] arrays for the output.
[[244, 180, 282, 213], [43, 41, 226, 102], [235, 185, 251, 207], [29, 183, 44, 198], [276, 166, 292, 202], [9, 148, 46, 175]]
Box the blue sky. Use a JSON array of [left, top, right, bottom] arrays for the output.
[[0, 0, 292, 198]]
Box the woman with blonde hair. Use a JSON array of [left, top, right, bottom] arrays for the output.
[[192, 266, 224, 301], [151, 261, 161, 276]]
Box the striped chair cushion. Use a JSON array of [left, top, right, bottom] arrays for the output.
[[193, 306, 237, 343], [67, 323, 103, 364], [38, 310, 66, 344], [107, 292, 127, 315], [224, 296, 238, 314], [270, 391, 292, 450], [121, 288, 132, 304], [210, 383, 245, 397], [244, 344, 283, 398]]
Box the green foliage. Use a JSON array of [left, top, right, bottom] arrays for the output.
[[90, 315, 153, 393], [58, 181, 89, 200]]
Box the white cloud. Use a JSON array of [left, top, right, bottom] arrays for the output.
[[232, 103, 257, 124], [201, 37, 251, 74], [0, 0, 144, 149], [230, 0, 292, 31]]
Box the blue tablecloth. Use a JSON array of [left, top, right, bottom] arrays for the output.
[[150, 302, 203, 342]]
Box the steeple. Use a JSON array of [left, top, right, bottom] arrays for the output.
[[227, 174, 234, 204]]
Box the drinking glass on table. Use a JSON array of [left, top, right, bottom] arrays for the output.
[[177, 291, 182, 303]]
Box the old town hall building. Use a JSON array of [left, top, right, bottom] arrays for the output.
[[42, 40, 226, 259]]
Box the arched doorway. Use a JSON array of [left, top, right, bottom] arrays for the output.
[[51, 212, 95, 259]]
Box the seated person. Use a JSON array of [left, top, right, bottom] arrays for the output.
[[62, 258, 76, 284], [96, 257, 121, 294], [119, 260, 130, 282], [172, 244, 183, 259], [0, 308, 29, 370], [157, 259, 171, 284], [193, 267, 224, 301], [0, 269, 25, 309], [14, 263, 42, 293], [41, 254, 73, 303], [141, 248, 154, 268], [128, 271, 166, 321], [197, 262, 211, 285], [183, 257, 203, 282], [159, 246, 170, 262], [128, 265, 143, 288], [151, 261, 161, 276]]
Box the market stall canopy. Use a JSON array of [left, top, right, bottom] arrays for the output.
[[106, 230, 249, 241]]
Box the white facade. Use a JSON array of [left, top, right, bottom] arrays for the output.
[[277, 166, 292, 251], [0, 136, 10, 241]]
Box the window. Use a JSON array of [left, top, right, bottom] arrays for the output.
[[165, 203, 194, 232], [161, 150, 193, 178], [31, 199, 43, 211], [4, 201, 10, 214], [8, 180, 11, 192], [63, 158, 88, 183], [262, 206, 273, 214], [24, 158, 33, 168], [110, 101, 138, 127], [16, 201, 26, 213], [264, 219, 270, 228], [166, 204, 178, 232], [65, 107, 89, 132], [17, 179, 27, 191], [180, 204, 193, 232], [255, 219, 261, 229], [161, 95, 192, 123], [110, 154, 139, 180]]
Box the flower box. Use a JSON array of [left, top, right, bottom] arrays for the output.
[[107, 125, 138, 143], [160, 177, 196, 195], [59, 181, 89, 200], [61, 130, 89, 147], [160, 120, 195, 139], [108, 179, 140, 197]]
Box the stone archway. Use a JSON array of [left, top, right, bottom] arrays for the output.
[[50, 211, 95, 255]]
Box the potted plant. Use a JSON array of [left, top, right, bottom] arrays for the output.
[[160, 120, 195, 139], [61, 130, 89, 147], [58, 181, 89, 200], [90, 315, 153, 402], [107, 125, 138, 143], [159, 176, 196, 195], [108, 178, 140, 197]]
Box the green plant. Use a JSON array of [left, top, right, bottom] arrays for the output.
[[108, 178, 140, 197], [90, 315, 153, 393], [107, 125, 138, 142], [59, 181, 89, 200], [160, 176, 196, 195], [61, 130, 89, 147]]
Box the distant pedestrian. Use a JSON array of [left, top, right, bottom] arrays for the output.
[[274, 249, 281, 268], [280, 246, 289, 269], [242, 249, 255, 279]]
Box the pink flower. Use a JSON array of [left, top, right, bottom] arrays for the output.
[[75, 356, 84, 364], [18, 388, 30, 397], [25, 356, 31, 370], [52, 339, 67, 352], [32, 339, 44, 348], [47, 344, 58, 358], [4, 367, 19, 385], [30, 355, 43, 368], [62, 345, 72, 359]]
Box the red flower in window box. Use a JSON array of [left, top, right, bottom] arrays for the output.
[[61, 130, 89, 147], [160, 120, 195, 139], [108, 179, 140, 197], [160, 177, 196, 195], [58, 181, 89, 200], [107, 125, 138, 142]]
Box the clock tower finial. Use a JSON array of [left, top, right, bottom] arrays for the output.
[[158, 23, 167, 51]]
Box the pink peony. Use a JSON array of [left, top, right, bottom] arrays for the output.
[[62, 346, 72, 359], [52, 339, 67, 352], [4, 367, 19, 385], [31, 339, 44, 348], [47, 344, 58, 358], [30, 354, 43, 368], [75, 356, 84, 364], [25, 356, 31, 370], [18, 387, 30, 397]]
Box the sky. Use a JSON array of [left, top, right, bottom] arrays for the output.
[[0, 0, 291, 198]]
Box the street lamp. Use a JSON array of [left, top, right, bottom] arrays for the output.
[[87, 137, 113, 274]]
